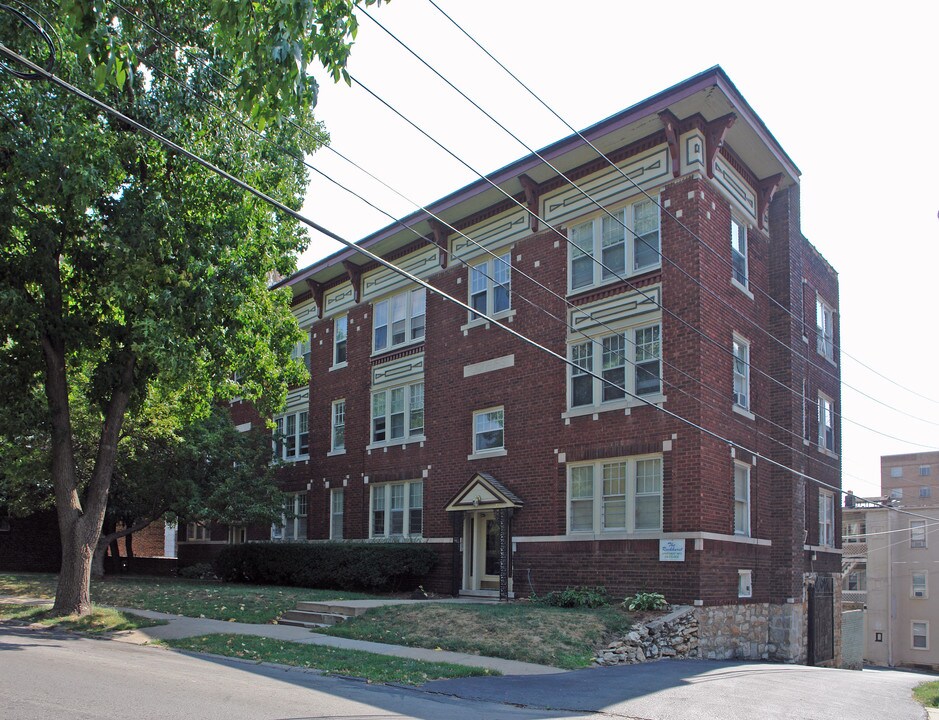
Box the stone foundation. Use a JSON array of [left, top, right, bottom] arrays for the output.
[[696, 602, 806, 663]]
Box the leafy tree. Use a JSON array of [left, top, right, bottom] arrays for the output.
[[0, 0, 381, 615]]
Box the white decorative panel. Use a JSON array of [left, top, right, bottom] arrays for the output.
[[542, 146, 669, 226], [568, 285, 662, 336], [324, 282, 355, 317], [450, 207, 528, 262], [712, 155, 757, 221], [683, 131, 705, 172], [372, 353, 425, 388], [362, 247, 438, 302], [293, 298, 318, 329], [284, 386, 309, 411]]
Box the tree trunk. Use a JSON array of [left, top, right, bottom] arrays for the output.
[[55, 524, 94, 615], [91, 535, 109, 580]]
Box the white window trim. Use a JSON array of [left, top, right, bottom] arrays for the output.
[[330, 487, 344, 541], [567, 198, 661, 294], [272, 492, 308, 541], [913, 571, 928, 599], [817, 392, 836, 457], [913, 620, 930, 651], [565, 322, 664, 416], [566, 455, 663, 536], [330, 399, 346, 454], [738, 569, 753, 598], [372, 287, 426, 355], [818, 490, 835, 547], [734, 461, 751, 537], [730, 216, 750, 293], [186, 521, 210, 542], [274, 409, 310, 462], [732, 334, 751, 414], [816, 294, 836, 364], [228, 526, 247, 544], [331, 315, 349, 370], [911, 520, 927, 549], [369, 480, 423, 539], [369, 381, 425, 449], [467, 251, 512, 323], [291, 336, 312, 371], [471, 405, 505, 457]]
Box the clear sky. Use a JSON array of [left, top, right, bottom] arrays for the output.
[[296, 0, 939, 500]]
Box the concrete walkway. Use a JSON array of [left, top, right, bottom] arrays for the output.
[[1, 596, 563, 677]]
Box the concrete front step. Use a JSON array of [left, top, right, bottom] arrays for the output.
[[295, 601, 372, 617], [279, 609, 349, 627]]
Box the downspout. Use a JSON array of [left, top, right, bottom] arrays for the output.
[[887, 508, 894, 667]]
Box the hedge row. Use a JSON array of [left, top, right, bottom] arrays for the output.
[[213, 542, 437, 592]]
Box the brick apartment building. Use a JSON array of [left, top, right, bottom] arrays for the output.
[[180, 67, 842, 664]]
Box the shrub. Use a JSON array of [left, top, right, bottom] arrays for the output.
[[213, 542, 437, 592], [622, 591, 667, 611], [535, 586, 609, 608], [178, 562, 216, 580]]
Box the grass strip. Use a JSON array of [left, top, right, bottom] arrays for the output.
[[165, 633, 497, 685], [914, 680, 939, 708], [0, 602, 166, 634], [318, 602, 632, 669], [0, 572, 373, 624]]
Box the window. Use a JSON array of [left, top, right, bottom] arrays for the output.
[[913, 621, 929, 650], [816, 296, 834, 361], [817, 393, 835, 453], [730, 216, 748, 288], [922, 486, 932, 499], [818, 490, 835, 547], [732, 336, 750, 411], [371, 382, 424, 444], [921, 465, 932, 477], [734, 462, 750, 536], [330, 488, 344, 540], [473, 407, 505, 454], [373, 287, 426, 353], [331, 400, 346, 452], [891, 466, 903, 478], [186, 522, 209, 542], [333, 315, 348, 366], [567, 456, 662, 533], [913, 572, 928, 598], [291, 337, 311, 370], [568, 200, 660, 291], [911, 520, 927, 548], [569, 324, 661, 409], [845, 569, 866, 592], [273, 492, 308, 541], [274, 410, 309, 461], [891, 488, 904, 500], [844, 520, 866, 543], [738, 569, 753, 598], [470, 252, 511, 319], [370, 481, 422, 538], [228, 526, 246, 544]]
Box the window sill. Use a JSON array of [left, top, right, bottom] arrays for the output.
[[329, 361, 348, 372], [366, 435, 426, 453], [817, 446, 839, 460], [370, 338, 425, 359], [326, 448, 346, 457], [732, 404, 755, 421], [566, 528, 663, 539], [460, 309, 516, 333], [731, 277, 754, 299], [468, 448, 507, 461], [567, 264, 662, 297], [562, 394, 666, 420], [279, 455, 310, 464]]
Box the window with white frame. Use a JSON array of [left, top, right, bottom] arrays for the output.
[[816, 296, 834, 361], [817, 393, 835, 453], [333, 315, 348, 366], [818, 490, 835, 547], [569, 324, 661, 409], [330, 488, 344, 540], [373, 287, 426, 353], [274, 410, 309, 461], [913, 621, 929, 650], [845, 568, 866, 592], [911, 520, 927, 548], [470, 252, 511, 320], [370, 481, 422, 538], [732, 336, 750, 411], [891, 488, 904, 500], [730, 216, 748, 288], [734, 462, 750, 536], [891, 466, 903, 478], [371, 382, 424, 444], [473, 407, 504, 454], [738, 569, 753, 598], [568, 199, 660, 292], [186, 522, 209, 541], [272, 492, 308, 541], [331, 399, 346, 452], [921, 486, 932, 499], [921, 465, 932, 477], [844, 520, 866, 542], [568, 456, 662, 533], [291, 336, 311, 370], [913, 572, 928, 598], [228, 526, 246, 544]]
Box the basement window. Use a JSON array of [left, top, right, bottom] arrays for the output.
[[738, 569, 753, 598]]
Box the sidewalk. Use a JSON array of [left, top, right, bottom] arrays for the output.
[[1, 596, 563, 677]]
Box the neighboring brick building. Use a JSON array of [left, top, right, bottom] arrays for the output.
[[180, 67, 842, 664]]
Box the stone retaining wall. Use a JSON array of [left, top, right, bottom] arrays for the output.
[[595, 606, 698, 665]]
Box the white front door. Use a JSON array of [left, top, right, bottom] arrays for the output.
[[462, 511, 505, 592]]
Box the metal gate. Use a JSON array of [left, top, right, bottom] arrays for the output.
[[808, 575, 834, 665]]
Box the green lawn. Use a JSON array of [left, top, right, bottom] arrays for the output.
[[165, 634, 496, 684], [0, 573, 373, 624], [318, 601, 633, 669], [0, 602, 166, 634], [914, 680, 939, 708]]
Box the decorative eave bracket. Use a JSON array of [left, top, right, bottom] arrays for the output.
[[658, 110, 682, 178], [341, 260, 363, 304], [427, 218, 450, 269], [518, 173, 541, 232], [704, 113, 737, 179], [305, 279, 324, 320], [756, 174, 782, 231]]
